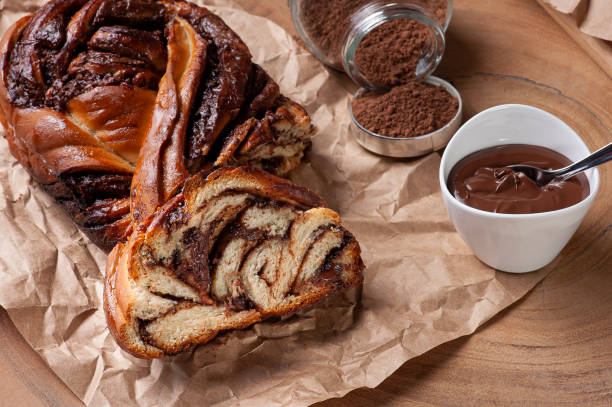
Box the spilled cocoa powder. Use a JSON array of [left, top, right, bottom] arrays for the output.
[[354, 19, 430, 87], [351, 81, 458, 138], [300, 0, 447, 68]]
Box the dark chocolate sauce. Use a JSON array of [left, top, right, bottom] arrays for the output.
[[447, 144, 590, 214]]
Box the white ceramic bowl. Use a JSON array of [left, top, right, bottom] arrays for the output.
[[439, 104, 600, 273]]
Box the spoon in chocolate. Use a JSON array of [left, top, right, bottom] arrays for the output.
[[508, 142, 612, 186]]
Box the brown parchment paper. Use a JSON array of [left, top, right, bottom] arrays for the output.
[[0, 1, 550, 406], [543, 0, 612, 41]]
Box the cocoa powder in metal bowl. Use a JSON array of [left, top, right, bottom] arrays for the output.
[[351, 81, 459, 138]]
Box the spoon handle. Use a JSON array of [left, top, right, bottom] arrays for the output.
[[558, 142, 612, 181]]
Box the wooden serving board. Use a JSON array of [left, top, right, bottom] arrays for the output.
[[535, 0, 612, 78], [0, 0, 611, 406]]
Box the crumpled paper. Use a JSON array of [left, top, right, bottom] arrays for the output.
[[0, 2, 549, 406], [543, 0, 612, 41]]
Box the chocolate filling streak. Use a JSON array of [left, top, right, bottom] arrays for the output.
[[105, 167, 364, 358], [0, 0, 314, 250]]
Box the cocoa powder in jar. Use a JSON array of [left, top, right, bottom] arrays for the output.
[[351, 81, 458, 138], [299, 0, 447, 68], [354, 19, 431, 87]]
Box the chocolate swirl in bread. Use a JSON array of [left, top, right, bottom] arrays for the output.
[[105, 166, 364, 358], [0, 0, 313, 250]]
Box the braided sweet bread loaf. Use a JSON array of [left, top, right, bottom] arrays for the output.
[[0, 0, 365, 358], [0, 0, 313, 250], [106, 166, 364, 358]]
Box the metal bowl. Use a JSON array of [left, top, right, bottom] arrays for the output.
[[350, 76, 463, 158]]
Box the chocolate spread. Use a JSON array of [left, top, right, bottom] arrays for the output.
[[447, 144, 590, 214]]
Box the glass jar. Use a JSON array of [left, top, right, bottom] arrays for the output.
[[289, 0, 452, 87]]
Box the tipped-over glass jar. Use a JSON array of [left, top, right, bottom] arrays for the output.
[[289, 0, 452, 88]]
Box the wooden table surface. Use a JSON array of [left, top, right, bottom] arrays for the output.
[[1, 0, 611, 406]]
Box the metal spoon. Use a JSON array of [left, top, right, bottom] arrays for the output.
[[508, 142, 612, 186]]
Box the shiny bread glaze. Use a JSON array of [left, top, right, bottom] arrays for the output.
[[0, 0, 313, 250]]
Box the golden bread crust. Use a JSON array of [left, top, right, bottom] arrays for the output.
[[0, 0, 314, 251]]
